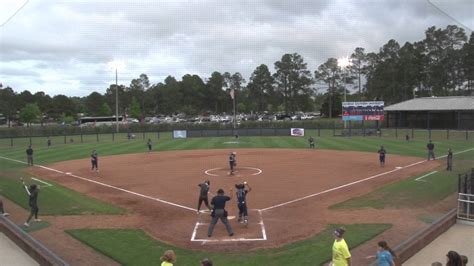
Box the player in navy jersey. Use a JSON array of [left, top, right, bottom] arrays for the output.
[[235, 182, 252, 226]]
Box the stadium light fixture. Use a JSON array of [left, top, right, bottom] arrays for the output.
[[107, 60, 126, 133], [338, 57, 352, 129]]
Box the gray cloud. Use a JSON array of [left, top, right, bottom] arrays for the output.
[[0, 0, 472, 96]]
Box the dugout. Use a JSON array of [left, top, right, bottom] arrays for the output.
[[384, 96, 474, 130]]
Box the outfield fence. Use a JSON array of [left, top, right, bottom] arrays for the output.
[[1, 125, 473, 148], [457, 169, 474, 222]]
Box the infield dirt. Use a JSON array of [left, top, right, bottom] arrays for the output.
[[21, 148, 447, 265]]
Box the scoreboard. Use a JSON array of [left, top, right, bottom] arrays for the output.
[[342, 101, 384, 121]]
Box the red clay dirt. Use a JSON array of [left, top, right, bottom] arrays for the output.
[[25, 148, 445, 265]]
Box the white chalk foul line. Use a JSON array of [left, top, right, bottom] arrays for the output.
[[415, 171, 438, 182], [260, 147, 474, 212], [0, 156, 195, 212], [31, 177, 53, 187]]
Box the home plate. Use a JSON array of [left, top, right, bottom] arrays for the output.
[[395, 167, 402, 169]]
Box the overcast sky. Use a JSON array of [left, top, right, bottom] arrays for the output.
[[0, 0, 472, 97]]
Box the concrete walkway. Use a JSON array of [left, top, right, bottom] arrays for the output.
[[403, 222, 474, 265], [0, 232, 38, 266]]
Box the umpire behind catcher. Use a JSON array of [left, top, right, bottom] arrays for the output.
[[207, 188, 234, 237]]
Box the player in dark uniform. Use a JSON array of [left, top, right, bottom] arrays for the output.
[[26, 145, 34, 166], [427, 140, 435, 161], [197, 180, 211, 214], [229, 152, 236, 175], [378, 146, 386, 167], [236, 182, 252, 226], [91, 150, 99, 172], [308, 136, 315, 149], [147, 139, 152, 153], [47, 137, 52, 148], [21, 178, 41, 227], [447, 148, 453, 171], [207, 188, 234, 237]]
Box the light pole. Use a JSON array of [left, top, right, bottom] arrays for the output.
[[115, 68, 119, 133], [338, 57, 352, 128], [107, 60, 126, 133]]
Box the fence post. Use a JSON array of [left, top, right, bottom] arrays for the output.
[[11, 138, 13, 147], [362, 121, 365, 137], [112, 132, 115, 142], [333, 121, 336, 136], [96, 133, 99, 142], [157, 132, 160, 139], [80, 134, 83, 143]]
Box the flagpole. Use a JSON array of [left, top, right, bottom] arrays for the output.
[[233, 90, 236, 129]]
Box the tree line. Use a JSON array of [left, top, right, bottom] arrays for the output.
[[1, 25, 473, 126]]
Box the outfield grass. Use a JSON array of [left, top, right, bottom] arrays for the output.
[[331, 149, 474, 209], [67, 223, 391, 266], [0, 159, 125, 215], [0, 133, 472, 165]]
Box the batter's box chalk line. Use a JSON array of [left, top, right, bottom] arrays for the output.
[[190, 210, 267, 242], [204, 167, 262, 177]]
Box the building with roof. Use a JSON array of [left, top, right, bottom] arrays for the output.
[[384, 96, 474, 129]]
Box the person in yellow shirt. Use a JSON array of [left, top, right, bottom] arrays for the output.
[[160, 250, 176, 266], [331, 227, 351, 266]]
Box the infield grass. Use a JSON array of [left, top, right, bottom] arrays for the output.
[[67, 223, 391, 266]]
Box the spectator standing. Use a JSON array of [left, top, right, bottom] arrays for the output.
[[331, 227, 351, 266], [446, 250, 462, 266], [200, 258, 213, 266], [366, 241, 396, 266], [160, 250, 176, 266]]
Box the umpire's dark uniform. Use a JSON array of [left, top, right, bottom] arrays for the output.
[[208, 189, 233, 237]]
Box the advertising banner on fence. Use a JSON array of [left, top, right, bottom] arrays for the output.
[[342, 101, 384, 121], [173, 130, 187, 139], [290, 128, 305, 137]]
